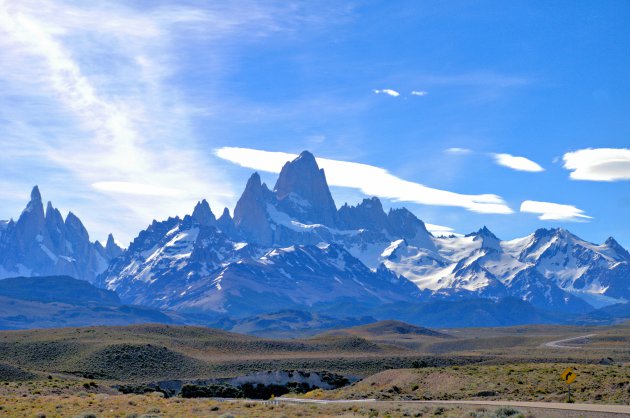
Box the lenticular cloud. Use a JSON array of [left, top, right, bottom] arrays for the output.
[[563, 148, 630, 181], [215, 147, 513, 215]]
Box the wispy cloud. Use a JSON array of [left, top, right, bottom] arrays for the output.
[[425, 223, 462, 237], [0, 1, 316, 242], [520, 200, 591, 221], [445, 147, 472, 155], [411, 90, 428, 96], [563, 148, 630, 181], [492, 153, 544, 172], [215, 147, 513, 215], [373, 88, 400, 97]]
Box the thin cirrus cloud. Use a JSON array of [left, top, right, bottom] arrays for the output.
[[492, 153, 545, 172], [92, 182, 185, 198], [425, 223, 462, 237], [215, 147, 514, 215], [0, 0, 320, 242], [373, 89, 428, 97], [373, 88, 400, 97], [563, 148, 630, 181], [520, 200, 592, 222], [445, 147, 472, 155]]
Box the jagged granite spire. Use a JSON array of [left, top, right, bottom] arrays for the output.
[[15, 186, 45, 241], [338, 197, 388, 231], [191, 199, 216, 226], [217, 207, 237, 237], [0, 186, 120, 282], [105, 234, 124, 259], [273, 151, 339, 227], [234, 172, 274, 245]]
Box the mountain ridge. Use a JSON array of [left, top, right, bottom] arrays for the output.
[[2, 151, 628, 322]]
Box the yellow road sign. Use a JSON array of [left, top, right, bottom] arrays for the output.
[[561, 367, 576, 384]]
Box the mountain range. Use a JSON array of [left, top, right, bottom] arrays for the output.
[[0, 186, 122, 282], [1, 151, 628, 327]]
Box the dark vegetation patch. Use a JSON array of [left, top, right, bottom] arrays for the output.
[[0, 363, 38, 381], [0, 341, 84, 369], [74, 343, 209, 380]]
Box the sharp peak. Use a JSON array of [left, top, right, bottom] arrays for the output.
[[605, 236, 619, 245], [296, 150, 316, 161], [246, 172, 262, 187], [466, 225, 498, 239], [283, 150, 320, 170], [30, 185, 42, 202]]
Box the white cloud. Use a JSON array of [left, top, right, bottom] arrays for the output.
[[411, 90, 428, 96], [445, 147, 472, 155], [0, 1, 308, 242], [425, 223, 462, 237], [563, 148, 630, 181], [92, 182, 185, 198], [215, 147, 513, 214], [373, 88, 400, 97], [492, 153, 544, 172], [520, 200, 592, 221]]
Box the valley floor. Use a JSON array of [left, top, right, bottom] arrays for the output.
[[1, 323, 629, 417]]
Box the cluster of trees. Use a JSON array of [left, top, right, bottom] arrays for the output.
[[180, 381, 315, 399]]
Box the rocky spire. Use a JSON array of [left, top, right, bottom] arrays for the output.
[[217, 207, 237, 237], [105, 233, 123, 259], [234, 172, 274, 245], [338, 197, 388, 231], [273, 151, 338, 227], [15, 186, 45, 241], [191, 199, 216, 226]]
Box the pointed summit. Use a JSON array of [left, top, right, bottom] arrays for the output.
[[217, 207, 237, 237], [234, 172, 274, 245], [273, 151, 338, 226], [466, 226, 500, 250], [604, 236, 630, 261], [191, 199, 216, 226], [15, 185, 45, 238], [31, 185, 42, 203], [466, 226, 499, 240], [23, 185, 44, 215], [105, 233, 123, 258]]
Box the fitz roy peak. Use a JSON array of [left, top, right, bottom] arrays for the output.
[[0, 186, 122, 282], [98, 151, 629, 315]]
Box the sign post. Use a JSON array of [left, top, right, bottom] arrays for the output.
[[560, 367, 576, 403]]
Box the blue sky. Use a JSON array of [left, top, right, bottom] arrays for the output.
[[0, 0, 629, 248]]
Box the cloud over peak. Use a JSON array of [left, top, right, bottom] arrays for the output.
[[216, 147, 513, 215], [563, 148, 630, 181]]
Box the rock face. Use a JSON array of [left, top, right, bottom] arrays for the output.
[[273, 151, 339, 227], [0, 187, 122, 282]]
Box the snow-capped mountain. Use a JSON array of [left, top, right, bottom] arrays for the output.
[[381, 226, 629, 311], [98, 198, 419, 316], [5, 152, 627, 318], [0, 186, 122, 282], [97, 151, 628, 315]]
